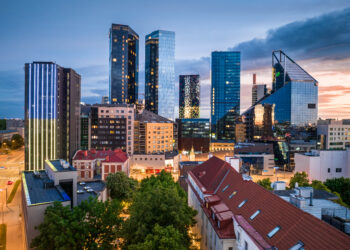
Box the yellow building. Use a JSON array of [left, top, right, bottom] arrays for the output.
[[134, 110, 175, 154], [210, 140, 235, 152]]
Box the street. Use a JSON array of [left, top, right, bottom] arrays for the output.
[[0, 148, 25, 250]]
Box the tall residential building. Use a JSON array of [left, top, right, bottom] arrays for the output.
[[211, 51, 241, 140], [252, 74, 267, 105], [89, 104, 135, 155], [25, 62, 81, 171], [145, 30, 175, 120], [259, 50, 318, 125], [317, 119, 350, 149], [109, 24, 139, 105], [179, 75, 200, 118]]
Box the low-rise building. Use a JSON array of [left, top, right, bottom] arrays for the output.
[[294, 149, 350, 181], [22, 159, 106, 248], [72, 149, 129, 181], [188, 157, 350, 250], [0, 129, 19, 141], [210, 140, 235, 152], [317, 119, 350, 150], [130, 151, 179, 180]]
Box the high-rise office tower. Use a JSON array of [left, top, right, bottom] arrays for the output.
[[109, 24, 139, 105], [145, 30, 175, 120], [179, 75, 200, 119], [211, 51, 241, 140], [252, 74, 267, 105], [25, 62, 81, 171], [259, 50, 318, 125]]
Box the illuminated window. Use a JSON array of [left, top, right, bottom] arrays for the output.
[[112, 58, 117, 62]]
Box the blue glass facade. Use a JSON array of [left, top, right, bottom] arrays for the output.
[[145, 30, 175, 120], [211, 51, 240, 140], [109, 24, 139, 104], [260, 51, 318, 126]]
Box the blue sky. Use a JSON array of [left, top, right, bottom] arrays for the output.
[[1, 0, 350, 118]]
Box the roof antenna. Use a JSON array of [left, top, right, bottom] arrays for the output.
[[309, 191, 313, 206]]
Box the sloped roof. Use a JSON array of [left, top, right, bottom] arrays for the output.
[[189, 156, 350, 249], [73, 149, 128, 163]]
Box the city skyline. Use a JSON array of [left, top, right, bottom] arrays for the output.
[[1, 0, 350, 119]]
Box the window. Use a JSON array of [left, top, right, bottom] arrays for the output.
[[336, 168, 342, 173], [237, 232, 240, 242], [289, 241, 304, 250], [238, 200, 247, 208], [229, 191, 237, 199], [250, 210, 261, 220], [244, 241, 248, 250], [328, 168, 330, 173], [222, 184, 229, 192], [267, 226, 280, 238]]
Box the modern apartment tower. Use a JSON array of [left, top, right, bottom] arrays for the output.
[[25, 62, 81, 171], [211, 51, 241, 140], [259, 50, 318, 125], [109, 24, 139, 105], [179, 75, 200, 119], [145, 30, 175, 120]]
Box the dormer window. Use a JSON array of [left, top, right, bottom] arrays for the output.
[[289, 241, 304, 250], [229, 191, 237, 199], [250, 210, 261, 220], [238, 200, 247, 208], [222, 184, 229, 192], [267, 226, 281, 238]]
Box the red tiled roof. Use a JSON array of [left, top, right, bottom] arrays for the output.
[[73, 149, 128, 163], [189, 156, 350, 249]]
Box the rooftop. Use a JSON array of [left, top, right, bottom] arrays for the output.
[[22, 171, 70, 206], [77, 181, 106, 205], [73, 149, 128, 162], [189, 157, 350, 249], [136, 110, 173, 123], [46, 160, 76, 172]]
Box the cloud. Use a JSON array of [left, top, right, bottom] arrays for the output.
[[175, 57, 210, 79], [230, 7, 350, 69]]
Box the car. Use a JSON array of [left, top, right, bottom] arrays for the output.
[[7, 181, 13, 185], [80, 182, 86, 186], [84, 186, 91, 190], [87, 189, 94, 193], [77, 190, 84, 194]]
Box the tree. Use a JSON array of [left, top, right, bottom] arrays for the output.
[[289, 172, 310, 189], [31, 198, 123, 250], [10, 134, 24, 150], [122, 171, 197, 249], [324, 177, 350, 206], [257, 178, 272, 190], [311, 180, 331, 192], [106, 172, 137, 201], [127, 224, 187, 250]]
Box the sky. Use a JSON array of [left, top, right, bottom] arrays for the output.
[[1, 0, 350, 119]]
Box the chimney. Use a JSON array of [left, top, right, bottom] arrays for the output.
[[253, 73, 256, 85], [309, 191, 313, 206]]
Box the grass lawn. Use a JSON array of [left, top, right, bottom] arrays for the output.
[[6, 180, 20, 204], [0, 224, 6, 250]]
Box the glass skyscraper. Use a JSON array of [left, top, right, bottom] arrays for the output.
[[145, 30, 175, 120], [109, 24, 139, 105], [211, 51, 241, 140], [259, 50, 318, 125], [179, 75, 200, 119], [25, 62, 81, 171]]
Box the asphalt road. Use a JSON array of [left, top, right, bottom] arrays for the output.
[[0, 148, 25, 249]]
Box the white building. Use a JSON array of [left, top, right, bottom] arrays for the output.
[[317, 119, 350, 150], [294, 149, 350, 181]]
